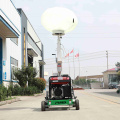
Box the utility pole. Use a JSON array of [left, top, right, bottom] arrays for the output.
[[73, 49, 75, 80], [68, 51, 70, 75], [78, 51, 80, 77], [86, 71, 87, 81], [106, 51, 108, 70]]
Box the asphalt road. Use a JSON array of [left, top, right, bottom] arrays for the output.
[[0, 89, 120, 120]]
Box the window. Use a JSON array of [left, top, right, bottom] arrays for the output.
[[11, 57, 18, 80], [108, 74, 117, 83], [10, 38, 18, 45], [11, 65, 18, 80]]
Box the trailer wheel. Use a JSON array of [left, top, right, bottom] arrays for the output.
[[75, 99, 80, 110], [41, 101, 45, 111]]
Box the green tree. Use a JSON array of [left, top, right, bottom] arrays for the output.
[[33, 78, 46, 92], [73, 79, 87, 85], [25, 65, 37, 86], [73, 79, 99, 86], [14, 65, 37, 87], [116, 62, 120, 67], [0, 85, 7, 101]]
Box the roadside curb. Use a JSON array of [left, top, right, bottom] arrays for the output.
[[0, 98, 21, 106], [0, 93, 44, 106], [34, 93, 44, 97], [73, 88, 84, 90]]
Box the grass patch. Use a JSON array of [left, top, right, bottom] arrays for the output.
[[5, 97, 16, 101]]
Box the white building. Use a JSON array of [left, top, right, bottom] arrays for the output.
[[0, 0, 45, 87], [103, 68, 118, 88]]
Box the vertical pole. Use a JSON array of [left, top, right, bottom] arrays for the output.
[[0, 38, 3, 84], [78, 51, 80, 77], [78, 51, 80, 86], [24, 28, 26, 67], [68, 51, 70, 75], [106, 50, 109, 86], [106, 51, 108, 70], [86, 71, 87, 81], [57, 35, 62, 76], [73, 49, 75, 79]]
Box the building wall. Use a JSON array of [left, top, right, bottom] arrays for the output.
[[17, 9, 28, 66], [0, 0, 21, 34], [103, 71, 117, 88], [0, 0, 44, 87], [17, 9, 44, 78], [0, 0, 21, 86], [90, 83, 103, 89], [41, 43, 44, 78], [0, 38, 2, 84], [27, 21, 42, 50], [27, 20, 43, 78], [28, 42, 42, 77]]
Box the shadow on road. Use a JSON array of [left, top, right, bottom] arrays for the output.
[[0, 107, 76, 112], [46, 107, 69, 111], [33, 107, 75, 112], [0, 107, 31, 111]]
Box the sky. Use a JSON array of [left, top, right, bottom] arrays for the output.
[[12, 0, 120, 79]]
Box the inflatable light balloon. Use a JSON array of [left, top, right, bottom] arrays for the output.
[[41, 7, 78, 35], [41, 7, 78, 76]]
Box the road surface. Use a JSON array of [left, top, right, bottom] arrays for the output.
[[0, 89, 120, 120]]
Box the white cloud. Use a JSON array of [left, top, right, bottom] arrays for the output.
[[99, 10, 120, 25]]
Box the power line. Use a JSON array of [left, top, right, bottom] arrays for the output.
[[45, 65, 115, 70], [45, 51, 105, 60], [40, 37, 120, 38], [46, 56, 106, 65], [45, 55, 120, 65]]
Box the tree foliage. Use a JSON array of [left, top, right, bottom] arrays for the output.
[[14, 65, 37, 87], [116, 62, 120, 67], [32, 78, 46, 92], [0, 85, 7, 101], [73, 79, 99, 86]]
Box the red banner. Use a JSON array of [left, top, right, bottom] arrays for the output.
[[75, 53, 79, 57], [65, 53, 69, 57], [70, 49, 73, 54]]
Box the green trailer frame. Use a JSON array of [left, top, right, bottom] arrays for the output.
[[41, 75, 80, 111], [47, 99, 74, 106]]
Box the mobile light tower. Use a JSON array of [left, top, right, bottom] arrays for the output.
[[41, 7, 78, 76], [41, 7, 79, 111]]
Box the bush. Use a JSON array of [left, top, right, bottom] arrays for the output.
[[11, 85, 41, 96], [32, 78, 46, 92], [117, 89, 120, 94], [7, 85, 13, 97], [12, 84, 21, 96], [0, 84, 41, 101], [0, 85, 7, 101], [14, 65, 37, 87]]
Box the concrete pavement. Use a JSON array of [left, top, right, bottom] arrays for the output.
[[0, 89, 120, 120]]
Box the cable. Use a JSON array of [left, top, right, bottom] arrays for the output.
[[44, 50, 120, 62], [45, 56, 106, 65], [45, 65, 115, 69]]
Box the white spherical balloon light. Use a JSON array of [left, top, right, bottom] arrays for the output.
[[41, 7, 78, 34]]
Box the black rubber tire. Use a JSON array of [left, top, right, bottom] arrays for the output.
[[45, 105, 50, 108], [75, 99, 80, 110], [73, 104, 76, 107], [41, 101, 45, 111]]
